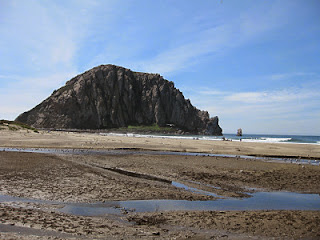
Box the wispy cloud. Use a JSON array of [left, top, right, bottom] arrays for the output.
[[0, 0, 100, 75], [82, 1, 295, 76], [198, 90, 229, 96], [134, 24, 233, 74], [187, 84, 320, 134], [269, 72, 316, 81], [11, 72, 77, 90], [224, 89, 318, 103], [132, 1, 294, 75], [0, 0, 98, 119], [194, 87, 318, 104], [0, 71, 77, 120]]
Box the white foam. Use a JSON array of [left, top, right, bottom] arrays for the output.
[[242, 138, 292, 143], [100, 132, 313, 144], [100, 132, 222, 141]]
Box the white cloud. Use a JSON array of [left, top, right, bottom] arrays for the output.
[[187, 85, 320, 135], [238, 0, 291, 38], [0, 0, 99, 75], [269, 72, 316, 81], [135, 24, 233, 75], [199, 90, 229, 96], [81, 1, 295, 76], [196, 87, 318, 104], [17, 72, 77, 90], [132, 1, 294, 76], [225, 90, 297, 103], [0, 0, 99, 119], [0, 71, 77, 120]]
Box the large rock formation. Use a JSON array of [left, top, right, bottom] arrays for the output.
[[16, 64, 222, 135]]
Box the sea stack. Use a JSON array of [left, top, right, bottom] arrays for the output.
[[16, 64, 222, 135]]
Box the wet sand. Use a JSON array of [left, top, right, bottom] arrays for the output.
[[1, 129, 320, 239]]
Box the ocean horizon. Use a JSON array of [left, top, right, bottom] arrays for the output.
[[221, 133, 320, 145], [102, 132, 320, 145]]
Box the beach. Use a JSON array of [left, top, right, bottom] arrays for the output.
[[1, 129, 320, 159], [0, 128, 320, 239]]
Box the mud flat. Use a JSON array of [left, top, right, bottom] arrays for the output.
[[0, 129, 320, 239]]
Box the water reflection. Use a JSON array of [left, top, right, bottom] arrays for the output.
[[172, 181, 222, 198], [1, 191, 319, 217]]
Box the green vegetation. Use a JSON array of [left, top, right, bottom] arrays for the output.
[[0, 120, 39, 133], [118, 123, 175, 133], [8, 125, 18, 131]]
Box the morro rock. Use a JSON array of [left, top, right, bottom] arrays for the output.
[[16, 64, 222, 135]]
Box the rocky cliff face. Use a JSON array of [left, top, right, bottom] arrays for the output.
[[16, 65, 222, 135]]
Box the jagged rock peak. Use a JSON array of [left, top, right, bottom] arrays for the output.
[[16, 64, 222, 135]]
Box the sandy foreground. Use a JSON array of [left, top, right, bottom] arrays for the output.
[[0, 129, 320, 239]]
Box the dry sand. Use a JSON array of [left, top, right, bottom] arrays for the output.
[[0, 129, 320, 239]]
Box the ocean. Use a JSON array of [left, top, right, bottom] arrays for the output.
[[103, 132, 320, 145], [220, 133, 320, 144]]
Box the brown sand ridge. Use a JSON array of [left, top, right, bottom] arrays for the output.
[[0, 129, 320, 239]]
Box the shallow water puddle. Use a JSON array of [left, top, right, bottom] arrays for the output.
[[116, 191, 320, 212], [1, 191, 319, 217], [1, 147, 319, 165], [171, 181, 222, 198]]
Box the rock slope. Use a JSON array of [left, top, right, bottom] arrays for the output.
[[16, 64, 222, 135]]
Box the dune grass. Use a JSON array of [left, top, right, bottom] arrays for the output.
[[0, 120, 39, 133]]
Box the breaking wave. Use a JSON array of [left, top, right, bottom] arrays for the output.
[[101, 132, 320, 145]]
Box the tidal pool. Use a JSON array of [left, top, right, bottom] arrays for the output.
[[68, 191, 320, 216], [1, 191, 319, 217]]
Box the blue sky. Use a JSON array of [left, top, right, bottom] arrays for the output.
[[0, 0, 319, 135]]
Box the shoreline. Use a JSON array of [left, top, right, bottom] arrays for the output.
[[43, 129, 320, 145], [1, 129, 320, 159]]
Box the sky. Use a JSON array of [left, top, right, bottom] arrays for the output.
[[0, 0, 319, 135]]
